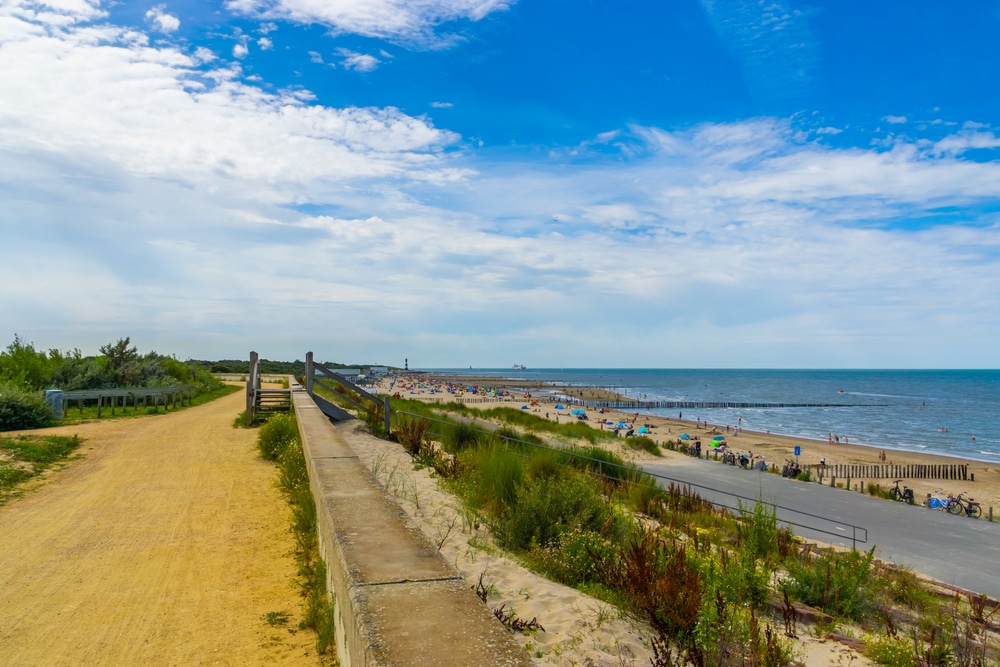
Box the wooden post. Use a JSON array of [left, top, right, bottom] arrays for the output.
[[97, 395, 102, 418], [305, 352, 314, 395], [384, 395, 391, 434]]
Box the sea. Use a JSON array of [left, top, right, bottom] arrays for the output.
[[424, 369, 1000, 463]]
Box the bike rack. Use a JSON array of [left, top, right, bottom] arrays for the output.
[[394, 411, 869, 549]]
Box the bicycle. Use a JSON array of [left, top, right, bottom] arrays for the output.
[[721, 451, 736, 466], [781, 459, 801, 478], [888, 479, 915, 505], [946, 492, 982, 519]]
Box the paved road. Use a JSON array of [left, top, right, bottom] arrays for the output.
[[643, 457, 1000, 599]]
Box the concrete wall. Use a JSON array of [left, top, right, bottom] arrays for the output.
[[289, 381, 530, 667]]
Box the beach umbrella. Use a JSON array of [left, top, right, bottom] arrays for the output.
[[637, 427, 648, 434], [571, 409, 585, 415], [713, 437, 726, 447], [680, 433, 691, 440], [712, 435, 725, 441], [616, 421, 629, 429], [554, 404, 565, 410]]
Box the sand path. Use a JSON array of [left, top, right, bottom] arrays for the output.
[[0, 388, 319, 666]]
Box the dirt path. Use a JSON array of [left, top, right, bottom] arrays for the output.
[[0, 389, 320, 666]]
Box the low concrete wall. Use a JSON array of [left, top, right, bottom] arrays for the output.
[[290, 381, 530, 667]]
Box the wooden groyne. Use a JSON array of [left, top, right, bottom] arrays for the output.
[[811, 463, 968, 481], [579, 400, 885, 410]]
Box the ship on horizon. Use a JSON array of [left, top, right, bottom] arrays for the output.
[[512, 364, 527, 371]]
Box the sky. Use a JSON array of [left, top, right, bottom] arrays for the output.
[[2, 0, 1000, 369]]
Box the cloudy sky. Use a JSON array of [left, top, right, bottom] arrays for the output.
[[2, 0, 999, 368]]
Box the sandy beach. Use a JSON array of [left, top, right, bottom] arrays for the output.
[[386, 373, 1000, 522]]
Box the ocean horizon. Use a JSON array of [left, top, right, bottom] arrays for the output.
[[420, 368, 1000, 463]]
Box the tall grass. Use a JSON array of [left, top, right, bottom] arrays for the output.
[[253, 411, 334, 656]]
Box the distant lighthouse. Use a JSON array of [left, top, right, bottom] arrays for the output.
[[405, 357, 408, 371]]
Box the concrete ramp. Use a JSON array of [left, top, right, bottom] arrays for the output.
[[290, 381, 530, 667]]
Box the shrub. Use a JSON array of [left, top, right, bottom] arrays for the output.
[[0, 382, 54, 431], [785, 547, 877, 621], [529, 526, 617, 587], [256, 412, 299, 461], [363, 399, 388, 438], [498, 472, 610, 551], [396, 416, 431, 456], [863, 634, 917, 667]]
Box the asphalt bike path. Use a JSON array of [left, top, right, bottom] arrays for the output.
[[643, 457, 1000, 599]]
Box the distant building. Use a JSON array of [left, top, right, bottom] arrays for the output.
[[368, 366, 389, 376]]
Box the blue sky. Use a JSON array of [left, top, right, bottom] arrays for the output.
[[2, 0, 1000, 368]]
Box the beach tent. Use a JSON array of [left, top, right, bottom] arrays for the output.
[[637, 427, 648, 434], [571, 409, 586, 415], [554, 404, 565, 410], [605, 420, 614, 425], [521, 405, 529, 410], [616, 421, 629, 429], [680, 433, 691, 440], [712, 437, 727, 447]]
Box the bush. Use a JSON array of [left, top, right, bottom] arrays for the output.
[[498, 472, 610, 551], [256, 412, 299, 461], [863, 634, 917, 667], [0, 382, 54, 431], [785, 547, 877, 620], [396, 416, 431, 456]]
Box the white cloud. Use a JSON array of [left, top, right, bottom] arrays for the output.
[[430, 101, 453, 108], [2, 0, 1000, 367], [885, 115, 908, 124], [257, 36, 272, 49], [144, 4, 179, 32], [193, 46, 216, 63], [337, 47, 379, 71], [233, 41, 249, 58], [225, 0, 513, 44], [308, 49, 323, 63]]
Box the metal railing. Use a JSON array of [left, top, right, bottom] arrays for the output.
[[306, 352, 390, 432], [56, 385, 195, 418], [395, 410, 869, 549]]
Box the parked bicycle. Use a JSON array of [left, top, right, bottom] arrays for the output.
[[946, 492, 982, 519], [781, 459, 801, 478], [722, 450, 736, 465], [888, 479, 915, 505], [737, 452, 751, 470]]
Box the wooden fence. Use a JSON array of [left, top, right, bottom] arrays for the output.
[[808, 462, 968, 481]]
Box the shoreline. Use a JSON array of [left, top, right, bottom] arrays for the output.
[[423, 373, 998, 465], [389, 372, 1000, 515]]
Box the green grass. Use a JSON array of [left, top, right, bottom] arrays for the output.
[[388, 394, 979, 666], [0, 433, 82, 503], [253, 410, 335, 657]]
